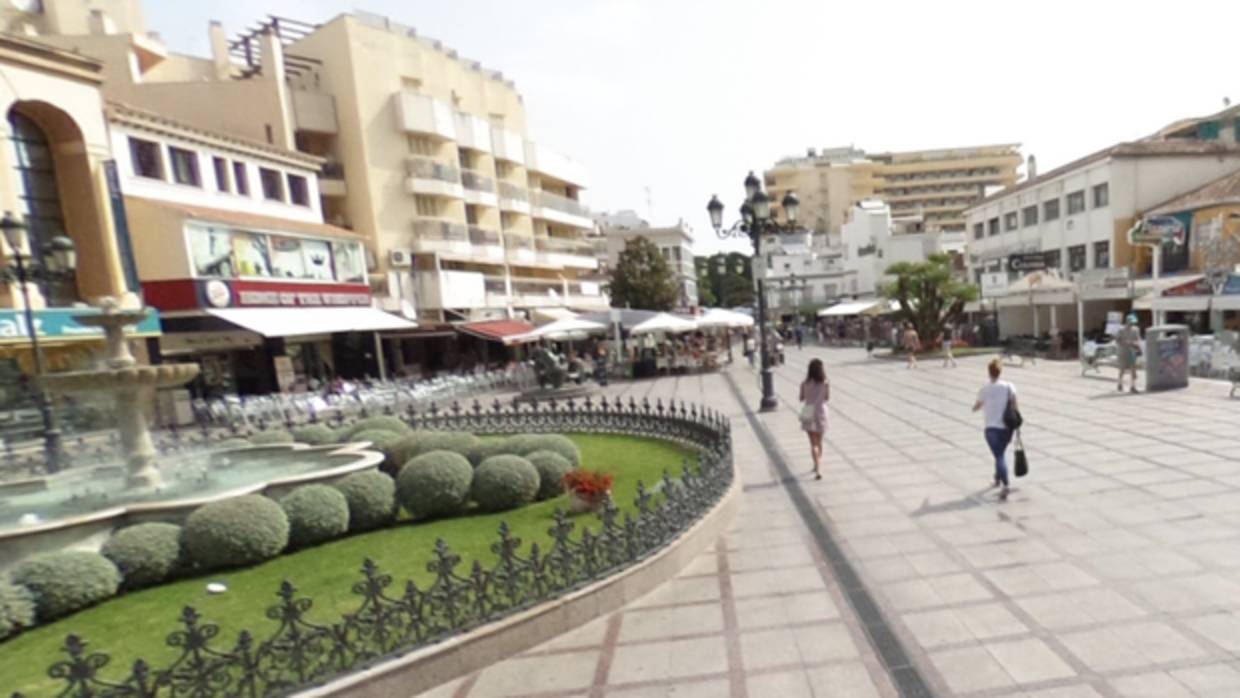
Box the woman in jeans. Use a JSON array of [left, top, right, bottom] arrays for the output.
[[799, 358, 830, 481], [972, 358, 1017, 500]]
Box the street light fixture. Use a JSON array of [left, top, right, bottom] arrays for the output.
[[707, 172, 802, 412], [0, 212, 78, 473]]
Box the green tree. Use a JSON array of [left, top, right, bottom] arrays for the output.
[[695, 252, 753, 308], [696, 268, 718, 307], [883, 253, 978, 343], [718, 271, 754, 307], [609, 236, 679, 310]]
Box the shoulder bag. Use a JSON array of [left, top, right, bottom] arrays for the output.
[[1014, 430, 1029, 477], [1002, 384, 1023, 431]]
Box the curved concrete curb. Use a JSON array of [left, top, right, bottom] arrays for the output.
[[298, 462, 741, 698]]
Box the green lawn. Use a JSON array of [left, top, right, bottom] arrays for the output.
[[0, 433, 694, 696]]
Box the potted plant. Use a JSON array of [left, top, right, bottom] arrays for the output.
[[562, 469, 614, 514]]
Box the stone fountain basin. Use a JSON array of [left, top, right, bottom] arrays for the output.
[[41, 363, 201, 392], [0, 441, 384, 573]]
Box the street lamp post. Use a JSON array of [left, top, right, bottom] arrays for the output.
[[707, 172, 800, 412], [0, 212, 78, 473]]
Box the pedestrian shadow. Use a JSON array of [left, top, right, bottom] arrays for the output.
[[910, 490, 987, 518], [1086, 391, 1135, 401]]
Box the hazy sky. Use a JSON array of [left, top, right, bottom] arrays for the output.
[[148, 0, 1240, 255]]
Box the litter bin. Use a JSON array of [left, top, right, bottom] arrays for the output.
[[1145, 324, 1190, 392]]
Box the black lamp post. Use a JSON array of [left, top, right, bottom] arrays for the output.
[[707, 173, 800, 412], [1, 212, 78, 473]]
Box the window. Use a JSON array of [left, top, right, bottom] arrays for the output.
[[213, 157, 229, 193], [1022, 205, 1038, 227], [10, 111, 66, 279], [287, 174, 310, 206], [1066, 190, 1086, 214], [168, 146, 201, 187], [129, 137, 163, 180], [1092, 182, 1109, 208], [973, 222, 984, 240], [1043, 249, 1062, 271], [1093, 241, 1110, 268], [1043, 199, 1060, 221], [1004, 212, 1018, 231], [259, 167, 284, 201], [1069, 244, 1086, 272], [232, 162, 250, 195], [988, 217, 999, 236], [1199, 121, 1221, 140]]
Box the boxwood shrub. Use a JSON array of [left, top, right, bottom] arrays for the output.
[[397, 450, 473, 519], [100, 522, 184, 589], [465, 436, 514, 466], [472, 455, 539, 513], [11, 551, 120, 621], [332, 470, 397, 532], [339, 416, 411, 441], [0, 580, 35, 640], [512, 434, 581, 466], [280, 485, 350, 548], [182, 495, 289, 570], [410, 432, 481, 460], [525, 450, 573, 500], [291, 424, 337, 446], [350, 429, 405, 475]]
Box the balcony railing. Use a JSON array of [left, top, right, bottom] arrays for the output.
[[407, 157, 460, 184], [412, 219, 468, 241], [510, 276, 562, 296], [532, 190, 589, 218], [483, 275, 507, 294], [497, 181, 528, 202], [322, 161, 345, 179], [504, 233, 535, 252], [469, 226, 502, 246], [461, 169, 494, 193], [534, 235, 595, 257]]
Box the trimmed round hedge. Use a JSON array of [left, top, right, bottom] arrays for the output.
[[465, 436, 514, 466], [390, 431, 429, 470], [332, 471, 397, 532], [182, 495, 289, 570], [101, 522, 184, 589], [510, 434, 581, 466], [0, 580, 35, 641], [250, 429, 295, 445], [291, 424, 336, 446], [350, 429, 405, 475], [410, 432, 481, 460], [11, 551, 120, 621], [397, 450, 473, 519], [526, 450, 573, 500], [339, 416, 411, 441], [280, 485, 349, 548], [472, 455, 540, 513]]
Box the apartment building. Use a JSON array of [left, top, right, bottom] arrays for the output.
[[764, 144, 1022, 235], [19, 2, 604, 330], [964, 105, 1240, 335], [760, 230, 853, 319], [598, 212, 698, 310]]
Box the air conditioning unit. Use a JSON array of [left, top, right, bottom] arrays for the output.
[[389, 249, 412, 268]]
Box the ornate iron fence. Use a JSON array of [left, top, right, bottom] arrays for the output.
[[10, 397, 733, 698]]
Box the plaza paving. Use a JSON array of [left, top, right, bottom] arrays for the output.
[[418, 348, 1240, 697]]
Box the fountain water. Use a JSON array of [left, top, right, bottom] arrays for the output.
[[40, 297, 199, 488]]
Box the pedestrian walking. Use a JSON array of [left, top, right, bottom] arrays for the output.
[[795, 324, 804, 350], [973, 358, 1018, 500], [902, 322, 921, 369], [941, 325, 958, 368], [1116, 314, 1142, 393], [744, 332, 756, 368], [799, 358, 830, 481]]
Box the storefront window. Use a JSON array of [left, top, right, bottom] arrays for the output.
[[332, 241, 365, 283], [189, 226, 235, 277], [233, 233, 272, 277], [188, 223, 363, 283]]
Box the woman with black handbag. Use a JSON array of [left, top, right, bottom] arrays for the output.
[[972, 358, 1021, 500]]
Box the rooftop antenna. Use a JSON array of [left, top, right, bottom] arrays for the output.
[[1225, 96, 1232, 108]]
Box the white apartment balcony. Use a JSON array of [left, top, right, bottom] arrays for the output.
[[411, 218, 469, 256], [395, 92, 456, 140], [461, 169, 498, 208], [565, 279, 608, 310], [530, 190, 593, 229], [523, 140, 589, 188], [491, 127, 525, 164], [503, 232, 539, 267], [406, 157, 464, 198], [455, 112, 493, 153], [292, 88, 338, 134], [534, 235, 598, 270], [468, 226, 505, 263], [509, 276, 568, 308], [497, 181, 531, 214], [418, 269, 488, 310]]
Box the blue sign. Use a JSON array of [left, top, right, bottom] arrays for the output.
[[1223, 273, 1240, 295], [0, 308, 161, 344]]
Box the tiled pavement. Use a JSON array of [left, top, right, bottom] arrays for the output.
[[419, 349, 1240, 697]]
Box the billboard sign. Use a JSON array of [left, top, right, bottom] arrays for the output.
[[1008, 253, 1047, 273], [1131, 216, 1186, 246]]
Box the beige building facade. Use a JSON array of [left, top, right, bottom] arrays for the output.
[[764, 144, 1022, 235]]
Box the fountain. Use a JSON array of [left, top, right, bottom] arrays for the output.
[[40, 297, 199, 488]]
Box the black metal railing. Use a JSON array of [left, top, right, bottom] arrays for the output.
[[10, 397, 733, 698]]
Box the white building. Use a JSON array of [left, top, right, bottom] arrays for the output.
[[760, 230, 853, 315], [599, 213, 699, 309], [840, 200, 968, 297], [965, 107, 1240, 336]]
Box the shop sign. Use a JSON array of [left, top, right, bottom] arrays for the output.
[[1131, 216, 1186, 246], [1076, 268, 1131, 293], [980, 272, 1009, 298], [1162, 277, 1212, 297], [1008, 253, 1046, 272], [0, 308, 161, 344], [203, 280, 371, 308], [1223, 273, 1240, 295]]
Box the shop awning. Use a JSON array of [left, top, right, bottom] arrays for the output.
[[457, 319, 535, 344], [207, 307, 416, 337], [818, 300, 882, 317], [531, 307, 578, 323]]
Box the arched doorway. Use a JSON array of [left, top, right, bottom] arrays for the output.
[[8, 111, 67, 263]]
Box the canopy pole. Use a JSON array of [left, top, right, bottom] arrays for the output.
[[373, 332, 388, 380]]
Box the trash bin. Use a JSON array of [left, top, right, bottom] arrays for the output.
[[1145, 324, 1190, 392]]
